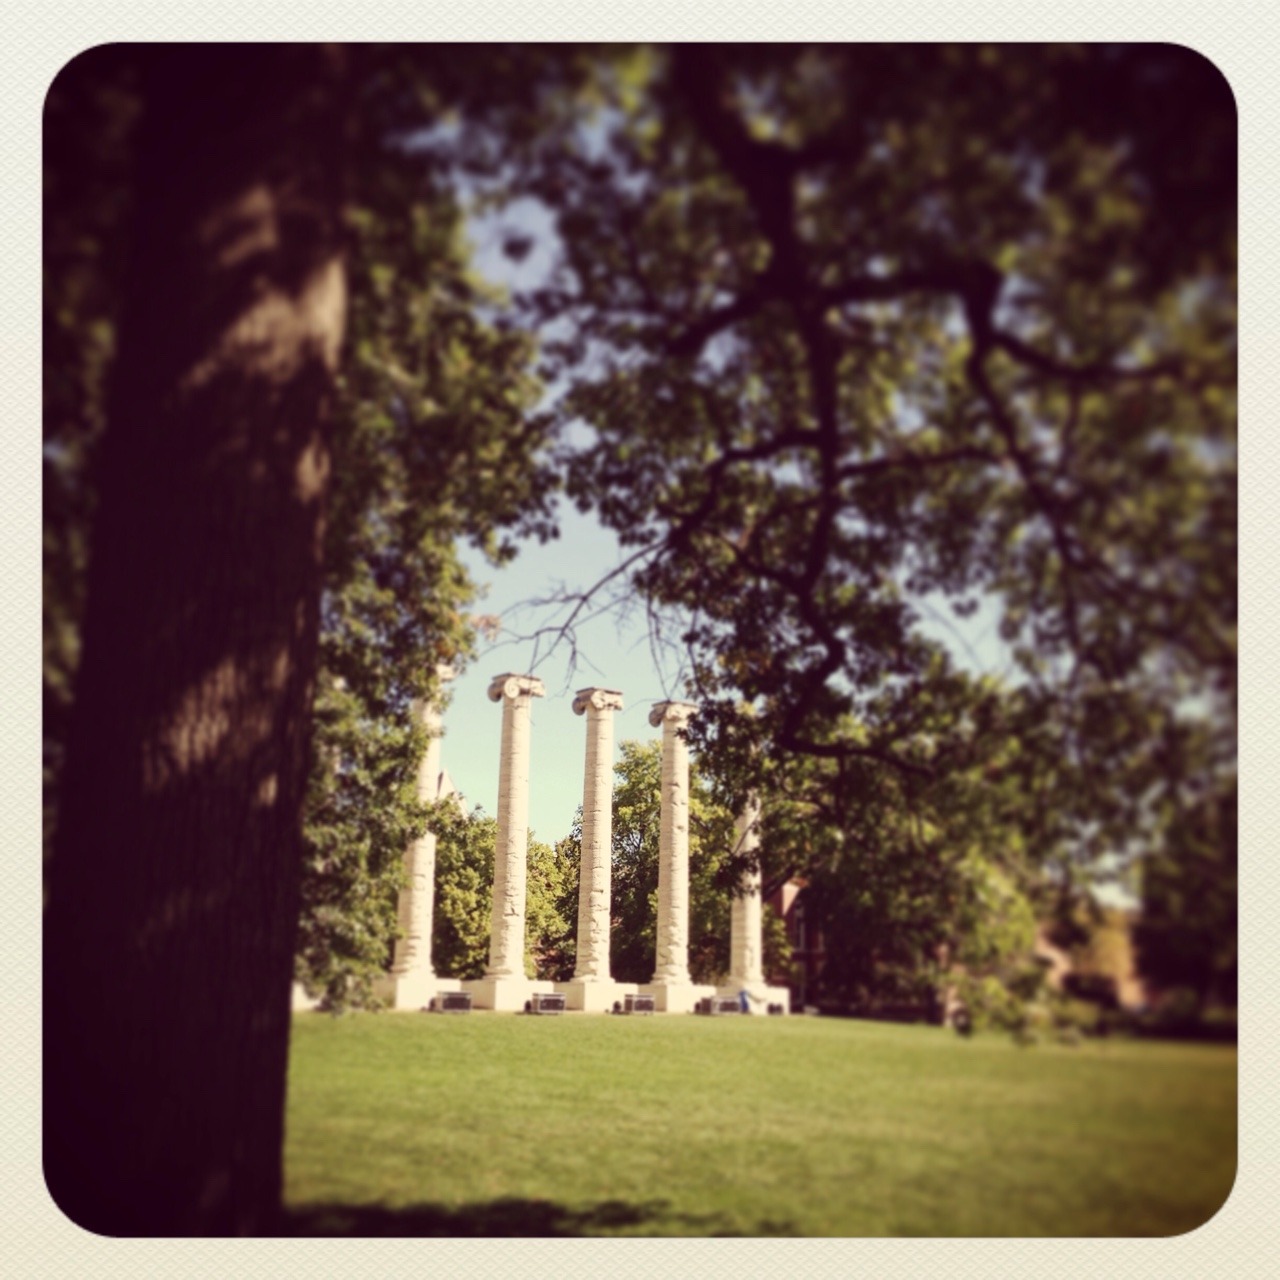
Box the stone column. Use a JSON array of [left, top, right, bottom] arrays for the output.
[[648, 701, 698, 988], [380, 667, 461, 1009], [728, 792, 765, 989], [484, 673, 545, 981], [571, 687, 623, 981], [716, 789, 791, 1015]]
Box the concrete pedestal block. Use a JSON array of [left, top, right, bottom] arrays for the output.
[[462, 975, 555, 1012], [715, 982, 793, 1014], [290, 982, 319, 1012], [555, 978, 639, 1012], [375, 972, 463, 1010], [638, 981, 718, 1014]]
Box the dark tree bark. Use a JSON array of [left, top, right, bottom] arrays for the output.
[[44, 46, 348, 1235]]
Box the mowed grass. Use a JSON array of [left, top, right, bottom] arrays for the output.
[[283, 1012, 1236, 1237]]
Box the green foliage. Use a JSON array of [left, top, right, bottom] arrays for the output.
[[1134, 780, 1237, 1012], [426, 804, 579, 983], [527, 836, 580, 981], [295, 680, 430, 1010], [602, 744, 661, 982], [739, 687, 1046, 1010], [430, 806, 495, 980], [1049, 995, 1105, 1036], [952, 856, 1038, 973], [952, 974, 1030, 1033]]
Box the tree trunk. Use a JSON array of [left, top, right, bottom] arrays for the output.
[[44, 46, 348, 1235]]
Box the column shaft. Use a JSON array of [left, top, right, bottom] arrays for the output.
[[729, 793, 765, 986], [650, 702, 696, 984], [572, 688, 623, 981], [486, 675, 544, 979], [390, 694, 444, 979]]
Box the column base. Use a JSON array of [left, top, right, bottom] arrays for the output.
[[291, 982, 319, 1012], [715, 981, 793, 1014], [374, 970, 463, 1011], [461, 975, 557, 1011], [554, 978, 639, 1012], [637, 981, 718, 1014]]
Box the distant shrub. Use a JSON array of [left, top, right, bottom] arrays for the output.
[[1133, 990, 1238, 1042], [1006, 962, 1049, 1003], [1050, 996, 1102, 1034], [951, 974, 1024, 1032], [1021, 1002, 1053, 1034], [1062, 972, 1119, 1009]]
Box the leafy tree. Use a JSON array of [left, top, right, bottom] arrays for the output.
[[1133, 780, 1237, 1013], [527, 833, 580, 981], [42, 46, 558, 1019], [504, 44, 1234, 897], [429, 806, 497, 978], [44, 46, 357, 1235], [749, 687, 1043, 1011]]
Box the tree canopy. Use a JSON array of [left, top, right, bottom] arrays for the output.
[[488, 43, 1235, 916]]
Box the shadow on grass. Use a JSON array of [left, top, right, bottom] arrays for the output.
[[282, 1196, 798, 1237]]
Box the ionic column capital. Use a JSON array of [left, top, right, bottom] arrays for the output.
[[487, 673, 546, 703], [649, 700, 698, 729], [573, 687, 624, 716]]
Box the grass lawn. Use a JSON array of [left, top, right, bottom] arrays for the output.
[[283, 1012, 1235, 1237]]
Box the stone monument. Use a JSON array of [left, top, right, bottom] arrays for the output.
[[377, 667, 465, 1009], [556, 688, 637, 1012], [716, 791, 792, 1013], [463, 673, 556, 1011], [639, 700, 716, 1013]]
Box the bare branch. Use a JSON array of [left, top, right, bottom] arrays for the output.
[[667, 285, 772, 358], [992, 329, 1183, 384], [501, 543, 661, 671], [773, 730, 935, 779], [837, 446, 1000, 482]]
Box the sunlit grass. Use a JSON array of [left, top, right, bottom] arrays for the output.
[[283, 1012, 1235, 1237]]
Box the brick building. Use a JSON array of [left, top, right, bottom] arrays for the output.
[[765, 879, 825, 1009]]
